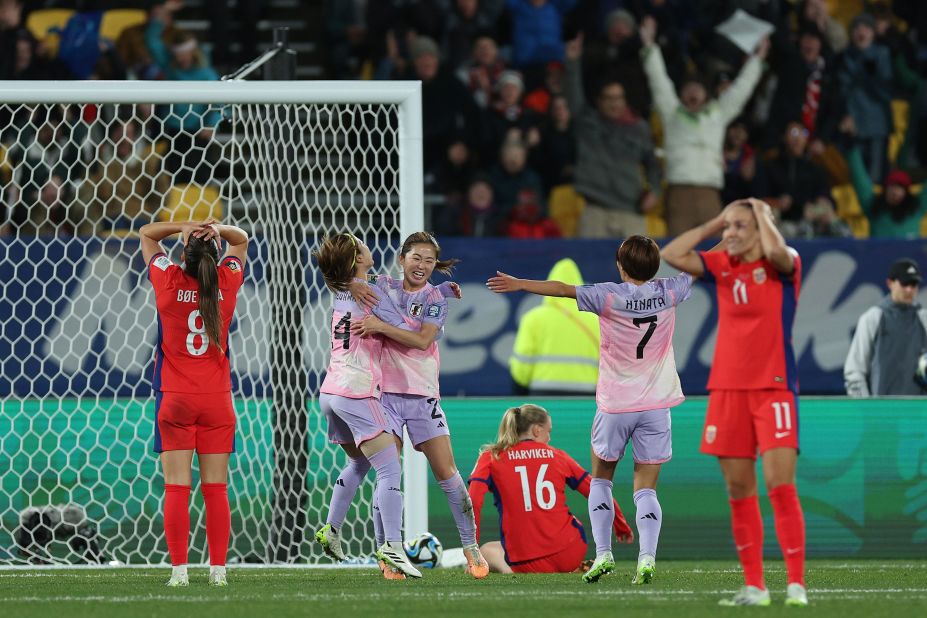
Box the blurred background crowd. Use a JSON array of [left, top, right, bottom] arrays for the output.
[[1, 0, 926, 242]]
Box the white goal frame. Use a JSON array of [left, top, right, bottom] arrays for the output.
[[0, 79, 430, 557]]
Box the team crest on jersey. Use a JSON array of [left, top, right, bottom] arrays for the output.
[[153, 256, 171, 271], [426, 304, 440, 318], [227, 260, 240, 272], [753, 267, 767, 284], [705, 425, 717, 444], [409, 302, 424, 317]]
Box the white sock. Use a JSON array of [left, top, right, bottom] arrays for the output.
[[210, 565, 226, 577]]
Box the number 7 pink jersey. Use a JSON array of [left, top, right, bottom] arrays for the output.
[[575, 273, 693, 413]]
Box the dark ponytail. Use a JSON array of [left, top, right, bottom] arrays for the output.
[[184, 236, 222, 353]]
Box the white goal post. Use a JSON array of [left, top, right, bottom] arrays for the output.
[[0, 80, 429, 565]]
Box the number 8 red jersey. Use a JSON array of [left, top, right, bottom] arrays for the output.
[[147, 252, 244, 393]]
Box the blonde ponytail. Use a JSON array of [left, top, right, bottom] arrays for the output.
[[481, 404, 550, 459]]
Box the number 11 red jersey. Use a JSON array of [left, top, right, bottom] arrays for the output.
[[147, 252, 244, 394]]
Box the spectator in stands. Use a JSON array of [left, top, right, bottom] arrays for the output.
[[764, 121, 833, 235], [563, 33, 660, 239], [11, 175, 75, 237], [433, 175, 502, 237], [799, 0, 848, 54], [391, 36, 482, 181], [848, 149, 927, 239], [0, 0, 22, 79], [504, 188, 561, 238], [489, 138, 545, 221], [581, 8, 650, 118], [845, 258, 927, 397], [522, 60, 565, 115], [640, 16, 766, 235], [6, 28, 73, 80], [506, 0, 578, 72], [509, 257, 598, 395], [145, 2, 220, 183], [791, 199, 852, 239], [443, 0, 505, 70], [8, 107, 83, 212], [481, 70, 544, 161], [117, 1, 179, 80], [721, 118, 763, 205], [428, 133, 480, 212], [837, 13, 893, 183], [76, 121, 166, 236], [458, 36, 507, 109], [530, 93, 575, 193], [765, 26, 841, 150]]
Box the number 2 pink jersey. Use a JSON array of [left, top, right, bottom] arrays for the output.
[[375, 276, 448, 399], [319, 281, 408, 399], [575, 273, 693, 413]]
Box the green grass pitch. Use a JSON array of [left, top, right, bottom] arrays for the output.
[[1, 560, 924, 618]]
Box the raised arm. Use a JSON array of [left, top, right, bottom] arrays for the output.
[[748, 198, 794, 274], [139, 220, 207, 265], [486, 272, 577, 298], [639, 17, 680, 119], [717, 41, 766, 124], [660, 212, 726, 277]]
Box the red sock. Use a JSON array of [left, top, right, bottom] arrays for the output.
[[729, 495, 765, 589], [164, 484, 191, 566], [769, 484, 806, 586], [202, 483, 231, 566]]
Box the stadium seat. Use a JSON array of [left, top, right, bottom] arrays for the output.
[[888, 100, 909, 165], [159, 184, 224, 222], [831, 183, 869, 238], [0, 143, 11, 181], [99, 9, 147, 44], [547, 184, 585, 238], [25, 9, 75, 57]]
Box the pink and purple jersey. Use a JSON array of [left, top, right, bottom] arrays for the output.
[[575, 273, 693, 413], [319, 280, 409, 399], [375, 276, 448, 398]]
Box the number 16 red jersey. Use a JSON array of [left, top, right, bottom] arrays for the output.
[[147, 252, 244, 394]]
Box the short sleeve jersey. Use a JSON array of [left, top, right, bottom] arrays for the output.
[[319, 280, 410, 399], [469, 441, 589, 563], [575, 273, 693, 413], [375, 276, 448, 398], [698, 250, 802, 392], [147, 252, 244, 393]]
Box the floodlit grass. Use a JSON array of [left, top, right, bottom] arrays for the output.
[[0, 560, 924, 618]]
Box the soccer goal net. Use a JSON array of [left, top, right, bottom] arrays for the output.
[[0, 80, 425, 565]]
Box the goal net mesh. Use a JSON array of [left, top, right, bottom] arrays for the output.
[[0, 97, 403, 565]]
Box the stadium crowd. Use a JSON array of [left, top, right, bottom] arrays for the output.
[[1, 0, 927, 241]]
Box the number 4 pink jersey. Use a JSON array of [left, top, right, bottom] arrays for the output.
[[575, 273, 693, 413]]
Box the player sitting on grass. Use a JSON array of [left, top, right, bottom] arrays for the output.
[[317, 232, 489, 579], [661, 199, 808, 607], [312, 232, 428, 579], [468, 404, 633, 574], [487, 236, 693, 584], [140, 218, 248, 587]]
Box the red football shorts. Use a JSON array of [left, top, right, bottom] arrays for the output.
[[509, 524, 587, 573], [154, 391, 236, 454], [700, 389, 799, 459]]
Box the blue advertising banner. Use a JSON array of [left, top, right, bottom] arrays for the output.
[[1, 237, 926, 397]]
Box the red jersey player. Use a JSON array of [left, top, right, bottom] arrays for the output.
[[468, 404, 633, 574], [140, 218, 249, 588], [661, 199, 808, 607]]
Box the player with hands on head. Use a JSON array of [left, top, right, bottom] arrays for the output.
[[488, 235, 693, 584], [660, 198, 808, 607], [311, 232, 430, 579], [139, 217, 249, 587], [468, 404, 633, 574]]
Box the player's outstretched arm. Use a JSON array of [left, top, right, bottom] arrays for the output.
[[747, 198, 795, 274], [660, 212, 726, 277], [487, 272, 576, 298], [139, 220, 209, 265]]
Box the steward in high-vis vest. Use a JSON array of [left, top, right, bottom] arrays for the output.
[[510, 258, 600, 395]]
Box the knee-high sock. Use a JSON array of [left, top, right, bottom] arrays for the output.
[[730, 495, 765, 589], [201, 483, 231, 566], [634, 488, 662, 559], [327, 457, 371, 529], [588, 478, 615, 556], [367, 448, 403, 543], [438, 472, 476, 546], [372, 488, 385, 547], [164, 484, 191, 566], [768, 484, 805, 586]]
